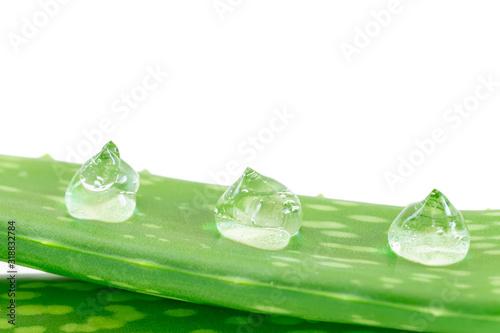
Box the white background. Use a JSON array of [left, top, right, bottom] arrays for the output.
[[1, 0, 500, 216]]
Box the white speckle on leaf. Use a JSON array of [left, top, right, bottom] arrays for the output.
[[146, 289, 161, 294], [472, 242, 496, 249], [87, 275, 103, 281], [321, 230, 358, 238], [484, 212, 500, 216], [271, 256, 301, 263], [411, 277, 432, 283], [468, 225, 489, 231], [320, 242, 377, 253], [317, 261, 352, 268], [484, 250, 500, 255], [272, 262, 289, 267], [142, 224, 161, 229], [380, 277, 403, 284], [252, 305, 290, 314], [412, 273, 440, 279], [111, 282, 134, 289], [0, 185, 21, 193], [306, 204, 338, 211], [349, 215, 387, 223], [302, 221, 347, 229]]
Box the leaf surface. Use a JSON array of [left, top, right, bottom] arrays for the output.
[[0, 155, 499, 332], [0, 274, 413, 332]]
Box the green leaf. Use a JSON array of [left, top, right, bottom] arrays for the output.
[[0, 155, 499, 332], [1, 274, 412, 332]]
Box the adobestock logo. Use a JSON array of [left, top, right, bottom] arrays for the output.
[[407, 277, 461, 332], [64, 64, 168, 164], [212, 0, 243, 21], [186, 105, 296, 223], [384, 74, 499, 191], [111, 65, 167, 120], [7, 0, 70, 54], [339, 0, 413, 64], [209, 106, 296, 186]]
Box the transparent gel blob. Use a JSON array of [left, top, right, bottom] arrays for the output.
[[215, 167, 302, 250], [388, 189, 470, 266], [65, 141, 139, 222]]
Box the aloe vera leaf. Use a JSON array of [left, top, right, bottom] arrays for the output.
[[1, 274, 413, 333], [0, 155, 499, 333]]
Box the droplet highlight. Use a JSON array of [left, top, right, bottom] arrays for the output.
[[215, 168, 302, 250], [65, 141, 139, 222], [388, 189, 470, 266]]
